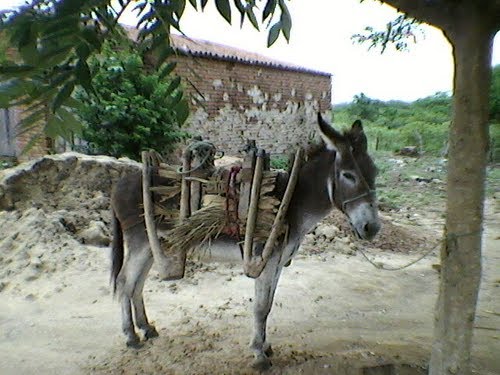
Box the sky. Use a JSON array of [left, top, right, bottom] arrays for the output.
[[1, 0, 499, 104]]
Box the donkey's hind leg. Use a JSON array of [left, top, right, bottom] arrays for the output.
[[117, 226, 155, 347], [131, 253, 159, 340]]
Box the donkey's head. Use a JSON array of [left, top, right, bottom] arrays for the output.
[[318, 113, 380, 240]]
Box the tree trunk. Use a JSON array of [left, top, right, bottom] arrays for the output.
[[429, 10, 494, 375]]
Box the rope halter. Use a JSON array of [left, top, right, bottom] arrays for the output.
[[341, 190, 376, 212]]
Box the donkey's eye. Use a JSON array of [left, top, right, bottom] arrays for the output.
[[342, 172, 356, 182]]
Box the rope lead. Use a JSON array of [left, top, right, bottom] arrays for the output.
[[357, 230, 482, 271]]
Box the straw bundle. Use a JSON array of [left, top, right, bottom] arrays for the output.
[[159, 196, 227, 255]]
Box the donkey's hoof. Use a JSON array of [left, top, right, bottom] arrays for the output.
[[252, 354, 272, 372], [144, 326, 159, 340], [264, 344, 274, 358], [126, 337, 143, 349]]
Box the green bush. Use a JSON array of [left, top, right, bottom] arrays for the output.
[[490, 122, 500, 162], [270, 155, 289, 170], [76, 43, 189, 161], [398, 120, 449, 154], [0, 160, 15, 170]]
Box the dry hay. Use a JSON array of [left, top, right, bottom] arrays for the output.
[[159, 195, 282, 257], [160, 200, 227, 255]]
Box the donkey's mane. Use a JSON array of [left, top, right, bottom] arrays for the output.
[[304, 140, 328, 160]]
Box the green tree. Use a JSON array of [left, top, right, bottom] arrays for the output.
[[348, 92, 381, 122], [490, 64, 500, 122], [490, 65, 500, 161], [0, 35, 8, 64], [76, 43, 188, 160]]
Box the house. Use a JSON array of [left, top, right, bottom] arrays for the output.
[[0, 33, 331, 160], [169, 34, 332, 155]]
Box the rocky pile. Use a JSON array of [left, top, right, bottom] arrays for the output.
[[0, 153, 140, 294], [302, 209, 437, 257]]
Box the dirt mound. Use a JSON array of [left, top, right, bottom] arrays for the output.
[[0, 152, 139, 212], [0, 153, 140, 295], [301, 209, 438, 258]]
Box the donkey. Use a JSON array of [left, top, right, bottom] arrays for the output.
[[110, 113, 380, 370]]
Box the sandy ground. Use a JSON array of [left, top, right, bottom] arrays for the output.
[[0, 204, 498, 375]]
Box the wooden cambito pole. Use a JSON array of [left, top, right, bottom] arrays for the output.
[[238, 148, 256, 224], [179, 148, 192, 222], [190, 173, 202, 213], [245, 148, 303, 278], [243, 149, 265, 277], [141, 151, 170, 280]]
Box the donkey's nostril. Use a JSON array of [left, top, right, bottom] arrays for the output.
[[364, 222, 381, 238]]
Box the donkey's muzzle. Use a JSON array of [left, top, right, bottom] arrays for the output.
[[346, 201, 381, 241], [360, 221, 381, 241]]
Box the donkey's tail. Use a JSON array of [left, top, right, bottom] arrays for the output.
[[110, 208, 124, 295]]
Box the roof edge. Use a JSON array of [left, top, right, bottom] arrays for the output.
[[122, 26, 331, 77], [175, 48, 332, 77]]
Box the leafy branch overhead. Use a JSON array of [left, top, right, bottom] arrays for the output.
[[352, 14, 423, 53], [0, 0, 291, 142]]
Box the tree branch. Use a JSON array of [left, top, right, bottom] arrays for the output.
[[381, 0, 455, 29], [382, 0, 500, 32]]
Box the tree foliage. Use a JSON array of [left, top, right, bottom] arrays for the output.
[[347, 93, 381, 122], [0, 0, 291, 143], [336, 86, 500, 161], [0, 34, 8, 64], [351, 14, 423, 53], [75, 42, 188, 160], [336, 92, 451, 155], [490, 64, 500, 122]]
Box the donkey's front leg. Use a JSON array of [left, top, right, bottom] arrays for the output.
[[251, 250, 283, 371]]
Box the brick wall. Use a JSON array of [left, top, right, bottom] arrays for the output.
[[173, 54, 331, 155], [5, 44, 332, 160], [2, 44, 51, 161], [9, 107, 51, 161]]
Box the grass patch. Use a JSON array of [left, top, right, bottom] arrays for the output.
[[486, 165, 500, 196], [0, 158, 16, 170], [270, 155, 290, 170], [374, 153, 498, 211], [374, 152, 446, 211]]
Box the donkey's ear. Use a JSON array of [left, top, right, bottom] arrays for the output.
[[352, 120, 363, 132], [317, 112, 343, 151], [350, 119, 368, 152]]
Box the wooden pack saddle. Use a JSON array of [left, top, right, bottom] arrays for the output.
[[141, 141, 303, 280]]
